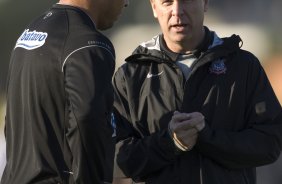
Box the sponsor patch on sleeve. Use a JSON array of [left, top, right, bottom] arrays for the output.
[[15, 29, 48, 50]]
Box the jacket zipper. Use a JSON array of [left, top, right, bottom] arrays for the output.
[[199, 155, 204, 184]]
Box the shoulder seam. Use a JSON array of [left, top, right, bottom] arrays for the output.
[[61, 45, 115, 72]]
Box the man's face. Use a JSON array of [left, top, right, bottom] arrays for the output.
[[150, 0, 208, 49], [97, 0, 129, 30]]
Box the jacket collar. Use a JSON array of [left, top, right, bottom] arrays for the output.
[[125, 27, 241, 64]]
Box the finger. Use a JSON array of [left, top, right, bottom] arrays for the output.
[[173, 130, 198, 148], [173, 111, 180, 115], [188, 112, 205, 122], [174, 127, 198, 139], [182, 113, 205, 130], [178, 127, 198, 136], [173, 121, 194, 131], [171, 112, 191, 123]]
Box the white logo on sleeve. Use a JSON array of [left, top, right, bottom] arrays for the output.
[[15, 29, 48, 50], [146, 71, 164, 78]]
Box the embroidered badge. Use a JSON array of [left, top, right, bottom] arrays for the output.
[[209, 59, 227, 75]]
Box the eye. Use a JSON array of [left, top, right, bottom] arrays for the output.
[[162, 0, 173, 6], [183, 0, 194, 3]]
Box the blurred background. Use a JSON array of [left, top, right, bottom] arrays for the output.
[[0, 0, 281, 183]]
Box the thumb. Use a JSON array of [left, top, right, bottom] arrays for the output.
[[173, 111, 181, 115]]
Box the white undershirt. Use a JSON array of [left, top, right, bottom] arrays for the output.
[[176, 54, 197, 80]]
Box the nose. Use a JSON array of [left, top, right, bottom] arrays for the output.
[[172, 1, 184, 17], [124, 0, 129, 7]]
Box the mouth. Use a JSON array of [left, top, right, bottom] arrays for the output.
[[170, 24, 188, 32], [172, 23, 187, 27]]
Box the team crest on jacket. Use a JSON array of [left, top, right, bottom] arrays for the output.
[[209, 59, 227, 75], [15, 29, 48, 50]]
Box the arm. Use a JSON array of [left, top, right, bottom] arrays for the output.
[[64, 46, 115, 183], [197, 58, 282, 169], [113, 68, 177, 182]]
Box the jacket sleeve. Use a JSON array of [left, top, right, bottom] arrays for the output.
[[112, 67, 177, 182], [197, 57, 282, 169], [64, 46, 115, 183]]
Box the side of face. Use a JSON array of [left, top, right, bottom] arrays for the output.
[[150, 0, 209, 49], [96, 0, 128, 30]]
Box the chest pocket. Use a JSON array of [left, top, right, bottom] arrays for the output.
[[135, 63, 183, 132]]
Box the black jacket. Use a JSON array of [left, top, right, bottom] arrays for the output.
[[113, 31, 282, 184], [2, 4, 115, 184]]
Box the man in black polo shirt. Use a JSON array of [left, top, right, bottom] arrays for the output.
[[1, 0, 129, 183]]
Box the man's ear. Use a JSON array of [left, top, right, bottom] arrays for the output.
[[150, 0, 158, 18], [204, 0, 209, 12]]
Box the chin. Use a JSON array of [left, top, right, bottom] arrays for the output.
[[173, 35, 188, 43]]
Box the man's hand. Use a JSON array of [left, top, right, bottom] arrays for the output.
[[168, 111, 205, 151]]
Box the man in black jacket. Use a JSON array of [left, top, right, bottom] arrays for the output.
[[1, 0, 129, 183], [112, 0, 282, 183]]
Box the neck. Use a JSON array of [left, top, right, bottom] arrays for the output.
[[58, 0, 98, 22]]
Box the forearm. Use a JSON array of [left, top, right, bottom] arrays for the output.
[[116, 130, 177, 182], [197, 118, 282, 169]]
